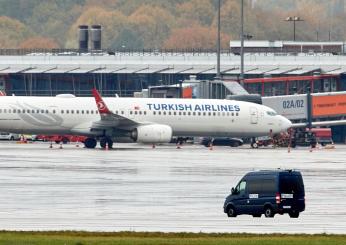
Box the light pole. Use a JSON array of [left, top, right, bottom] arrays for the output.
[[216, 0, 221, 80], [240, 0, 244, 86], [285, 16, 304, 41]]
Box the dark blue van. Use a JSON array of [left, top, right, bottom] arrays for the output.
[[224, 170, 305, 218]]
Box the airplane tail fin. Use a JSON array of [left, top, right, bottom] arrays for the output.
[[92, 89, 111, 114]]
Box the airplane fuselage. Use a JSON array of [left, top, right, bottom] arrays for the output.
[[0, 95, 291, 138]]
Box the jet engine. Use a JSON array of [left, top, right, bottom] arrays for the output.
[[131, 124, 173, 143]]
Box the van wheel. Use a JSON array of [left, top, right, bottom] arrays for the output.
[[253, 214, 261, 218], [264, 206, 274, 218], [227, 206, 237, 217], [289, 211, 299, 218]]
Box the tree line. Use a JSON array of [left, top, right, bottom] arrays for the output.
[[0, 0, 345, 50]]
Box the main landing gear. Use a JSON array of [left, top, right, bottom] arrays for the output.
[[100, 137, 113, 149], [83, 137, 113, 149]]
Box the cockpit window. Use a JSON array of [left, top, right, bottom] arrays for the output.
[[266, 111, 277, 116]]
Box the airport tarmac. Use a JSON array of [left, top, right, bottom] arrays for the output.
[[0, 141, 345, 234]]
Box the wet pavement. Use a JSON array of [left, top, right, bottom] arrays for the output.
[[0, 141, 345, 234]]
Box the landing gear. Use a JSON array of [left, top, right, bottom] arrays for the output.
[[100, 137, 113, 149], [84, 138, 97, 149]]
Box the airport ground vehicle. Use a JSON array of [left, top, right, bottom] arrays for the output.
[[36, 135, 87, 144], [0, 132, 20, 140], [224, 170, 305, 218], [252, 128, 333, 148], [201, 137, 243, 147]]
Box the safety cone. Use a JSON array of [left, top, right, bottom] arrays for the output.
[[176, 142, 181, 149], [152, 144, 156, 149], [49, 142, 53, 149], [75, 141, 79, 147], [59, 142, 63, 149]]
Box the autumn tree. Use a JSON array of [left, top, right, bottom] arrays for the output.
[[177, 0, 215, 26], [0, 16, 30, 48], [128, 5, 175, 49], [19, 37, 60, 49], [163, 24, 230, 50]]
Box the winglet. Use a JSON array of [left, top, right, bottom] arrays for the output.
[[92, 88, 111, 114]]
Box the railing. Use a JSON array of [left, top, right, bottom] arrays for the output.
[[0, 48, 342, 57]]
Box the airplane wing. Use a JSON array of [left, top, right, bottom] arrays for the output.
[[292, 120, 346, 128], [91, 88, 139, 130]]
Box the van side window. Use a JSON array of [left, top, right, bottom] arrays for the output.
[[248, 178, 276, 194]]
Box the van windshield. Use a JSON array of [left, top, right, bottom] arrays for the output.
[[279, 174, 304, 195]]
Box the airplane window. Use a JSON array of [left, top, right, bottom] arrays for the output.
[[134, 111, 138, 115], [208, 112, 211, 116], [96, 111, 98, 114], [213, 112, 216, 116], [153, 111, 156, 115], [41, 110, 44, 113], [121, 111, 124, 114], [9, 109, 12, 113], [130, 111, 133, 115], [116, 111, 118, 114], [81, 110, 84, 114], [179, 112, 182, 115], [61, 110, 64, 114], [144, 111, 147, 115], [183, 112, 186, 116], [32, 110, 35, 113], [46, 110, 49, 114], [86, 110, 89, 114], [91, 110, 94, 114], [36, 109, 39, 113], [168, 111, 171, 115], [203, 112, 206, 116], [26, 109, 29, 113], [66, 110, 69, 114], [222, 112, 225, 116], [13, 109, 17, 113], [163, 111, 166, 115], [173, 112, 176, 115], [231, 112, 234, 116], [193, 112, 196, 116], [158, 111, 161, 115], [0, 109, 2, 113], [53, 110, 56, 114], [236, 112, 239, 116], [76, 110, 79, 114], [139, 111, 142, 115], [4, 109, 6, 113], [71, 110, 74, 114], [198, 112, 201, 116], [187, 112, 191, 116], [217, 112, 221, 116]]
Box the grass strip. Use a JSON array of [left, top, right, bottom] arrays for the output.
[[0, 231, 345, 245]]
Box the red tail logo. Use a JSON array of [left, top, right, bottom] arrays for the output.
[[92, 89, 111, 114]]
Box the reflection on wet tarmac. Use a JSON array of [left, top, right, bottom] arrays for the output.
[[0, 142, 345, 234]]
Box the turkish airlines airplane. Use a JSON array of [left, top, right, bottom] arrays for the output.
[[0, 89, 292, 148]]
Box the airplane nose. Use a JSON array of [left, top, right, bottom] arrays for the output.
[[280, 116, 292, 131]]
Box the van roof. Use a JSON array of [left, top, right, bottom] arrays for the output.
[[245, 170, 301, 176]]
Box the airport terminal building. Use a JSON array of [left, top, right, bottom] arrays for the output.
[[1, 41, 346, 142]]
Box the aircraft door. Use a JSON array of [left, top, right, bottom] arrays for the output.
[[250, 107, 258, 124]]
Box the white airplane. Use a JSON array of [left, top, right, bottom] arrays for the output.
[[0, 89, 292, 148]]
